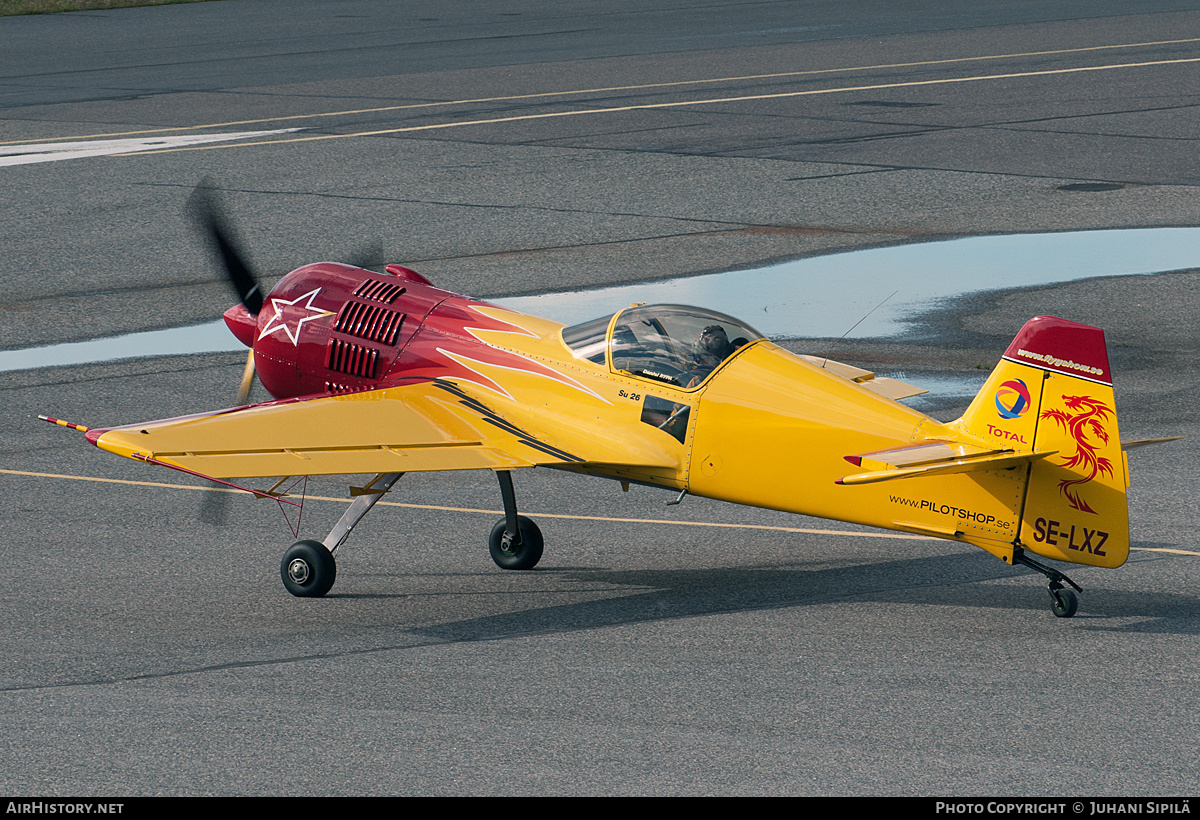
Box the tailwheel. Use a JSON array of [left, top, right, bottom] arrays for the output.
[[1048, 583, 1078, 619], [1014, 548, 1081, 619], [281, 540, 337, 597], [488, 515, 544, 570]]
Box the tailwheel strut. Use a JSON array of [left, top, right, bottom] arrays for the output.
[[489, 470, 543, 570], [279, 472, 405, 598], [1014, 547, 1082, 618]]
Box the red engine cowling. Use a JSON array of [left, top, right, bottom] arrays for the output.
[[222, 262, 463, 400]]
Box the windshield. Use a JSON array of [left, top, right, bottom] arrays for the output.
[[562, 304, 762, 388], [561, 314, 610, 365]]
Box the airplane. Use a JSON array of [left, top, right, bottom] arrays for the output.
[[42, 189, 1178, 618]]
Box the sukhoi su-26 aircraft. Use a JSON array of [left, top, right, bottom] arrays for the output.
[[43, 191, 1178, 618]]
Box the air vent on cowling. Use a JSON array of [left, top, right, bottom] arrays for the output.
[[326, 338, 379, 379], [334, 301, 404, 345], [354, 279, 406, 304]]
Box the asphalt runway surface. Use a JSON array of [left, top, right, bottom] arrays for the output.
[[2, 0, 1199, 796]]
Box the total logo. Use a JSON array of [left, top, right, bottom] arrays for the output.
[[994, 378, 1031, 419], [986, 424, 1027, 444]]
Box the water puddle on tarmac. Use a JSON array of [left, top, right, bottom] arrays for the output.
[[501, 227, 1200, 337], [4, 229, 1197, 398], [0, 319, 245, 374], [878, 372, 991, 410]]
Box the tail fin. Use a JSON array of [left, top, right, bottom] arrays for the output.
[[955, 316, 1129, 568]]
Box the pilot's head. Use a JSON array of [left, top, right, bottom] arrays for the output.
[[696, 325, 730, 359]]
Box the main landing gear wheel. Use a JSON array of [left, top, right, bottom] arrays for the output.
[[488, 515, 544, 570], [281, 540, 337, 597], [1049, 584, 1079, 619]]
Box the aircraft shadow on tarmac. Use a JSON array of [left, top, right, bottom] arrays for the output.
[[366, 550, 1200, 643]]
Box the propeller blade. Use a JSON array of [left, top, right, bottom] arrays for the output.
[[198, 487, 231, 526], [187, 180, 264, 316], [345, 236, 385, 272], [201, 349, 257, 525], [236, 350, 256, 405], [186, 182, 263, 523]]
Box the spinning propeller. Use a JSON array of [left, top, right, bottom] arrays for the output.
[[187, 180, 264, 316], [187, 181, 267, 525], [186, 181, 264, 404], [187, 180, 385, 405]]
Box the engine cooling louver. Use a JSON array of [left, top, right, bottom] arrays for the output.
[[333, 301, 404, 345], [326, 338, 379, 379], [355, 279, 406, 304]]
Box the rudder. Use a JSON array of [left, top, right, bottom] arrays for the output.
[[955, 316, 1129, 568]]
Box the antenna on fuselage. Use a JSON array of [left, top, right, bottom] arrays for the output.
[[819, 289, 898, 368]]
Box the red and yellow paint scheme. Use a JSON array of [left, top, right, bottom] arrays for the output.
[[62, 261, 1163, 615]]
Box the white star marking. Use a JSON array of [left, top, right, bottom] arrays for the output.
[[258, 289, 332, 346]]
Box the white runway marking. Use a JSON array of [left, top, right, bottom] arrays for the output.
[[0, 129, 302, 167]]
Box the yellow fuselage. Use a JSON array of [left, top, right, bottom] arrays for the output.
[[463, 311, 1025, 563]]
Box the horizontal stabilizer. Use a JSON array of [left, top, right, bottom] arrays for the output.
[[859, 377, 928, 401], [837, 442, 1056, 485], [800, 355, 928, 400], [845, 441, 1002, 470], [799, 355, 873, 381], [1121, 436, 1185, 450]]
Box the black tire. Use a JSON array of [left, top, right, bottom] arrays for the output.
[[1050, 587, 1078, 618], [488, 516, 544, 570], [281, 540, 337, 597]]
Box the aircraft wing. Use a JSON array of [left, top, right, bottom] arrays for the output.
[[85, 379, 658, 479]]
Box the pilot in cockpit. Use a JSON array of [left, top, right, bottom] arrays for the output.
[[684, 324, 735, 388]]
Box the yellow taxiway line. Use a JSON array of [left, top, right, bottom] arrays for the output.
[[2, 36, 1197, 147], [4, 466, 1198, 554], [107, 55, 1200, 158], [0, 466, 926, 541]]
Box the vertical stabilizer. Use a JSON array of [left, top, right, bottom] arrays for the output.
[[955, 316, 1129, 568]]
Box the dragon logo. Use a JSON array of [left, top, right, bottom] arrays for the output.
[[1040, 395, 1114, 514], [994, 378, 1031, 419]]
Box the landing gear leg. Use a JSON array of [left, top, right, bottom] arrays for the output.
[[279, 472, 405, 598], [323, 472, 405, 556], [489, 470, 543, 570], [1014, 548, 1082, 618]]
